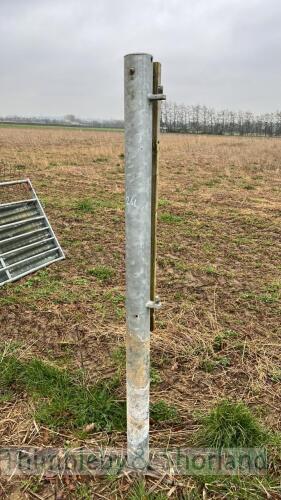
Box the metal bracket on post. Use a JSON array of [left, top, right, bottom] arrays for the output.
[[148, 93, 166, 101], [146, 296, 162, 310]]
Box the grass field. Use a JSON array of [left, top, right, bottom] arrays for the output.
[[0, 127, 281, 498]]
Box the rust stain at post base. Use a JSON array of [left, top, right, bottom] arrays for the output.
[[126, 331, 150, 469]]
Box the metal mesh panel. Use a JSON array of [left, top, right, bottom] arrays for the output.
[[0, 179, 65, 285]]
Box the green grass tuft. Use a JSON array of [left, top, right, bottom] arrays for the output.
[[195, 400, 267, 448], [268, 369, 281, 382], [150, 367, 162, 385], [75, 198, 94, 213], [0, 354, 126, 432], [0, 355, 23, 392], [194, 475, 280, 500], [112, 346, 126, 369], [158, 198, 170, 207], [128, 481, 168, 500], [159, 213, 183, 224], [204, 265, 219, 276], [88, 266, 114, 281], [213, 335, 224, 352], [36, 381, 125, 431], [200, 356, 231, 373], [74, 484, 93, 500], [151, 400, 178, 423]]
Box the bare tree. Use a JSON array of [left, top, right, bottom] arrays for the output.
[[161, 102, 281, 137]]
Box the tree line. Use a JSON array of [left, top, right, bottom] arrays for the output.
[[2, 104, 281, 137], [160, 102, 281, 137]]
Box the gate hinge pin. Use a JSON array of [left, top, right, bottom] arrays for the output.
[[146, 296, 162, 310]]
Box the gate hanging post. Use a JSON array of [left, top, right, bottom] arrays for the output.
[[124, 53, 166, 469], [150, 62, 162, 332]]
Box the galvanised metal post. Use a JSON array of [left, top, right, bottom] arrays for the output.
[[124, 53, 153, 469], [124, 52, 165, 470]]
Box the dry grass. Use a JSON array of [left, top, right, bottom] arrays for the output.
[[0, 127, 281, 498]]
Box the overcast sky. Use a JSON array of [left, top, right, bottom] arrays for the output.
[[1, 0, 281, 119]]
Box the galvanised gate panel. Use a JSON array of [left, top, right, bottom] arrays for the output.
[[0, 179, 65, 285]]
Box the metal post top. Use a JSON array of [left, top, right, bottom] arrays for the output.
[[124, 52, 153, 59]]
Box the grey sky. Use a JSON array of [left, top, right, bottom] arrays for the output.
[[1, 0, 281, 119]]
